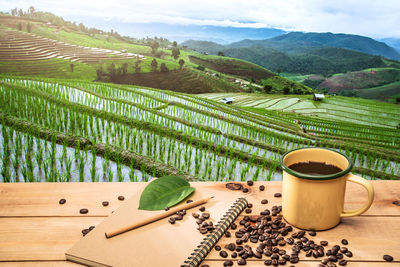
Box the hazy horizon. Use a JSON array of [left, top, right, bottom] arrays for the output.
[[1, 0, 400, 40]]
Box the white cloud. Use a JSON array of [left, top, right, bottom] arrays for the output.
[[1, 0, 400, 38]]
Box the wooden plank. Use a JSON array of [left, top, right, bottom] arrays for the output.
[[0, 217, 103, 261], [206, 216, 400, 262], [0, 216, 398, 262], [0, 181, 399, 217], [0, 182, 145, 217], [200, 260, 399, 266], [0, 261, 81, 266], [1, 260, 398, 267]]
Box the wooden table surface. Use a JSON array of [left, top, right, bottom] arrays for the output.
[[0, 181, 399, 266]]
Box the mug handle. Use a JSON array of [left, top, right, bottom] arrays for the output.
[[341, 174, 374, 218]]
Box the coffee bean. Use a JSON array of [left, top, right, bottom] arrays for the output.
[[231, 223, 237, 230], [80, 208, 88, 214], [186, 199, 193, 203], [200, 265, 209, 267], [164, 206, 169, 211], [168, 217, 175, 224], [174, 215, 183, 220], [118, 196, 124, 201], [247, 203, 253, 208], [59, 198, 66, 205], [309, 231, 316, 236], [202, 212, 210, 219], [215, 245, 221, 251], [278, 259, 286, 265], [341, 239, 348, 245], [81, 228, 90, 236], [223, 260, 233, 266], [339, 247, 347, 253], [345, 251, 353, 257], [247, 180, 254, 186], [393, 200, 400, 206], [321, 259, 329, 265], [264, 259, 272, 266], [259, 185, 265, 191], [102, 201, 109, 206], [338, 259, 347, 266], [89, 225, 95, 231], [242, 188, 249, 193], [320, 241, 329, 246], [199, 227, 208, 234], [274, 193, 282, 198], [199, 206, 206, 212], [192, 212, 199, 218], [225, 231, 231, 238], [238, 258, 247, 265], [219, 250, 228, 258], [383, 255, 394, 262], [245, 208, 252, 214], [231, 252, 237, 258], [261, 199, 268, 204], [328, 255, 337, 262]]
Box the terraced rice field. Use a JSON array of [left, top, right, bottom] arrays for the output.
[[0, 78, 399, 183], [0, 27, 144, 64], [202, 93, 399, 128]]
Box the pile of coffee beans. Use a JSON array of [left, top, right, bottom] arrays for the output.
[[168, 209, 187, 224], [210, 202, 356, 266], [194, 207, 215, 235]]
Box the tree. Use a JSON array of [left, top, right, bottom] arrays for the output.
[[160, 62, 168, 72], [172, 41, 177, 47], [26, 22, 31, 33], [283, 86, 290, 95], [28, 6, 35, 15], [396, 96, 400, 104], [120, 63, 128, 75], [151, 58, 158, 71], [17, 22, 22, 31], [171, 47, 180, 59], [218, 51, 225, 57], [11, 8, 18, 16], [18, 9, 24, 17], [179, 59, 185, 69], [150, 41, 159, 54], [276, 67, 282, 75], [263, 85, 272, 93], [70, 63, 74, 72], [135, 60, 141, 73], [96, 66, 104, 80], [107, 63, 117, 81]]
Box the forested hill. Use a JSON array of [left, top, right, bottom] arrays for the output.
[[183, 41, 386, 75], [228, 32, 400, 60]]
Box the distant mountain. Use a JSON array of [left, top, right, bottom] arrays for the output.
[[182, 40, 386, 75], [378, 38, 400, 53], [227, 32, 400, 60], [65, 16, 285, 44]]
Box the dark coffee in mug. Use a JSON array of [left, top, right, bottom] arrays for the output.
[[288, 161, 343, 176]]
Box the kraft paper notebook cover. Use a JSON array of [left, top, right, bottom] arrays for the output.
[[66, 183, 247, 267]]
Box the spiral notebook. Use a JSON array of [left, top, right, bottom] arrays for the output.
[[66, 184, 247, 267]]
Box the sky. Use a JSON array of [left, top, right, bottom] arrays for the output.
[[1, 0, 400, 38]]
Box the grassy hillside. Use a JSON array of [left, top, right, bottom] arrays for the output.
[[0, 14, 309, 95], [1, 77, 399, 184], [188, 54, 274, 81]]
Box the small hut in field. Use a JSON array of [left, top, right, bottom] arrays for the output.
[[313, 93, 325, 101]]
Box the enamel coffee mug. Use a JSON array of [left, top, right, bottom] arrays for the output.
[[280, 147, 374, 230]]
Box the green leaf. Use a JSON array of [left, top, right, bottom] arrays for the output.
[[138, 176, 195, 210]]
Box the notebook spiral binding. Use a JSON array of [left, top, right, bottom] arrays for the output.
[[182, 198, 248, 267]]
